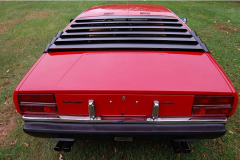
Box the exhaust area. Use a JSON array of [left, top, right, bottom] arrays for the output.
[[171, 140, 192, 154], [54, 139, 75, 152]]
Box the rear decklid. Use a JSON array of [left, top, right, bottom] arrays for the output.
[[19, 51, 232, 95]]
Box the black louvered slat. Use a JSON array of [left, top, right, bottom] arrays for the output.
[[49, 43, 203, 50], [62, 31, 191, 36], [68, 25, 187, 30], [56, 37, 197, 42], [72, 21, 182, 26]]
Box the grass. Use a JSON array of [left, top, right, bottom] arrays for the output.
[[0, 1, 239, 159]]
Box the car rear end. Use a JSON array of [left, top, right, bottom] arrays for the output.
[[13, 4, 238, 153], [15, 92, 237, 140], [14, 88, 238, 153]]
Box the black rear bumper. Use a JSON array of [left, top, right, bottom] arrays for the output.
[[23, 122, 226, 140]]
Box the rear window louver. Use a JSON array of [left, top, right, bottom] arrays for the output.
[[45, 16, 208, 52]]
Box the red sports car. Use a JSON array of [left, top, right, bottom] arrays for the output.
[[13, 4, 238, 153]]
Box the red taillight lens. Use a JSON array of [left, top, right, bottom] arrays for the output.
[[193, 108, 232, 115], [43, 106, 56, 113], [18, 94, 55, 103], [206, 108, 232, 114], [192, 96, 233, 115], [18, 94, 57, 113], [193, 96, 233, 105], [19, 104, 56, 113], [192, 108, 206, 115], [20, 105, 32, 112]]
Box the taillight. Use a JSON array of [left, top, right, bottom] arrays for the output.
[[18, 94, 57, 113], [192, 96, 233, 115], [18, 94, 55, 103]]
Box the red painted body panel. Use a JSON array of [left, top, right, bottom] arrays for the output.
[[205, 53, 239, 116], [55, 94, 194, 117], [80, 4, 174, 17], [18, 51, 232, 94], [13, 54, 46, 114]]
